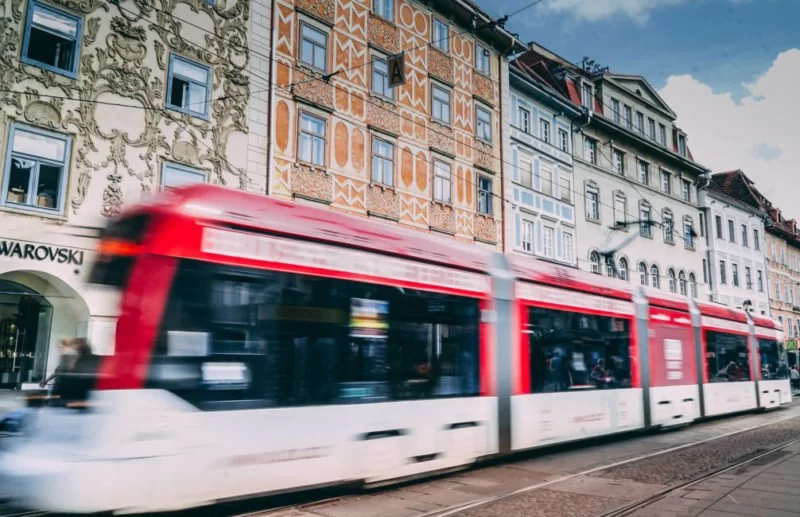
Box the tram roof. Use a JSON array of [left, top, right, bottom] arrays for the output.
[[694, 300, 748, 323], [509, 257, 633, 301], [640, 287, 691, 313], [751, 313, 780, 330]]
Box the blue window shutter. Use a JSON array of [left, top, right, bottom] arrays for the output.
[[512, 147, 519, 182], [536, 221, 543, 252]]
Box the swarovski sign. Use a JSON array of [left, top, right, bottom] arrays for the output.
[[0, 240, 85, 266]]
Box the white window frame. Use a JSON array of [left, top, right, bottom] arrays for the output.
[[682, 179, 691, 202], [590, 252, 601, 274], [298, 110, 327, 166], [371, 136, 394, 186], [562, 232, 573, 263], [475, 44, 490, 75], [612, 149, 624, 175], [637, 159, 649, 185], [518, 106, 530, 133], [161, 161, 207, 190], [371, 55, 393, 100], [660, 170, 671, 194], [651, 265, 660, 289], [432, 18, 449, 52], [477, 174, 492, 216], [519, 153, 533, 188], [431, 82, 451, 125], [585, 184, 600, 221], [584, 137, 597, 165], [539, 119, 550, 144], [611, 98, 620, 124], [433, 159, 451, 203], [543, 226, 554, 258], [558, 128, 569, 152], [581, 83, 592, 109], [2, 123, 72, 215], [372, 0, 393, 20], [475, 102, 492, 142], [638, 262, 647, 286], [166, 53, 212, 119], [521, 220, 534, 253], [623, 105, 632, 129], [299, 22, 328, 72]]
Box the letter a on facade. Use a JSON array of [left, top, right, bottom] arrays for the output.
[[388, 52, 406, 88]]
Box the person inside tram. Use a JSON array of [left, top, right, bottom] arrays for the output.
[[591, 359, 607, 386]]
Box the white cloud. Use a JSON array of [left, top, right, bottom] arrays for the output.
[[541, 0, 687, 23], [658, 49, 800, 218]]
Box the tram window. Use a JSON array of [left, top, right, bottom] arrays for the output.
[[527, 306, 632, 393], [758, 338, 788, 380], [705, 331, 750, 383], [89, 214, 152, 287], [149, 260, 480, 410]]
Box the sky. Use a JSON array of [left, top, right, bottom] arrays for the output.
[[484, 0, 800, 218]]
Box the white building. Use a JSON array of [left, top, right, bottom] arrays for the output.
[[699, 171, 770, 315], [504, 64, 583, 265], [0, 0, 270, 389], [515, 46, 710, 297]]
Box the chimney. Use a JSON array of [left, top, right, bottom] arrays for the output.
[[769, 207, 779, 222]]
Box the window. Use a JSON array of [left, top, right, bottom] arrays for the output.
[[612, 149, 624, 175], [605, 256, 615, 278], [719, 261, 727, 285], [613, 194, 627, 228], [682, 179, 691, 202], [558, 129, 569, 153], [519, 155, 533, 188], [638, 262, 648, 286], [149, 260, 481, 409], [300, 23, 328, 71], [776, 283, 781, 302], [689, 273, 697, 298], [582, 83, 592, 109], [757, 270, 764, 292], [431, 83, 451, 124], [741, 224, 748, 247], [371, 57, 393, 99], [786, 285, 792, 304], [475, 44, 490, 75], [623, 105, 632, 129], [540, 119, 550, 144], [559, 176, 572, 203], [754, 229, 760, 250], [618, 258, 629, 281], [371, 137, 394, 186], [518, 107, 530, 132], [543, 227, 554, 258], [745, 267, 752, 289], [433, 160, 451, 203], [732, 264, 739, 287], [679, 271, 687, 296], [562, 232, 573, 263], [298, 112, 327, 166], [477, 175, 492, 215], [660, 170, 671, 194], [475, 104, 492, 141], [648, 118, 656, 140], [699, 212, 706, 238], [651, 265, 660, 289], [636, 112, 644, 133], [167, 54, 212, 118], [22, 1, 82, 78], [668, 269, 677, 293], [611, 98, 620, 123], [2, 124, 71, 213], [702, 258, 708, 283], [521, 221, 534, 253], [639, 204, 652, 237], [540, 162, 553, 196], [663, 212, 674, 243], [706, 331, 750, 383], [678, 134, 687, 156], [161, 162, 206, 190], [637, 160, 649, 185], [715, 215, 723, 239], [585, 186, 599, 221], [790, 319, 795, 338], [728, 219, 735, 243], [590, 252, 601, 274], [584, 137, 597, 165], [684, 219, 694, 249], [658, 124, 666, 146], [373, 0, 393, 20], [526, 306, 632, 393], [432, 18, 448, 52]]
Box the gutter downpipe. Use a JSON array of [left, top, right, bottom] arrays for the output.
[[265, 0, 278, 197]]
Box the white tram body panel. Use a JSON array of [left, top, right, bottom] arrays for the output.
[[757, 379, 791, 409], [649, 384, 700, 428], [702, 382, 758, 417], [510, 389, 644, 450]]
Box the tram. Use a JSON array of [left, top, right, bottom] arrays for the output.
[[0, 184, 790, 514]]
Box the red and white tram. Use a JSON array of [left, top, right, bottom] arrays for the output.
[[0, 185, 791, 514]]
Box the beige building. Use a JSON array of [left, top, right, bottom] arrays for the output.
[[0, 0, 270, 387]]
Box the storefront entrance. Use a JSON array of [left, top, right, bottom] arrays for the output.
[[0, 280, 52, 389]]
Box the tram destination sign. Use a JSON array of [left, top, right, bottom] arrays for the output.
[[0, 239, 85, 266]]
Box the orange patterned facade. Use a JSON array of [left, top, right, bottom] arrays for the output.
[[268, 0, 520, 248]]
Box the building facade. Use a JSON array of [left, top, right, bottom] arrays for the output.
[[764, 211, 800, 365], [504, 64, 582, 265], [699, 171, 770, 314], [0, 0, 270, 388], [515, 46, 709, 297], [268, 0, 520, 249]]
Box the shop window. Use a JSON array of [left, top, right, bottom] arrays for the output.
[[161, 162, 207, 190], [526, 306, 632, 393], [167, 54, 212, 119], [148, 260, 481, 409], [2, 124, 71, 214], [22, 1, 82, 78], [706, 331, 750, 383]]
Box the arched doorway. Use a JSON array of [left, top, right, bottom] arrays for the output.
[[0, 279, 53, 388]]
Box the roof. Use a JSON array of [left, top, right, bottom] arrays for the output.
[[604, 73, 676, 119], [119, 184, 493, 274], [428, 0, 526, 54], [707, 170, 767, 213]]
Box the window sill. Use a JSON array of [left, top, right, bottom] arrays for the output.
[[295, 160, 329, 174], [0, 203, 67, 221], [640, 233, 654, 240], [368, 92, 396, 106], [431, 118, 452, 131], [295, 61, 329, 79], [476, 212, 494, 220], [369, 11, 396, 27], [166, 105, 210, 121], [586, 217, 602, 225], [685, 245, 696, 251], [473, 69, 492, 80], [475, 136, 493, 146], [370, 182, 395, 192], [432, 200, 452, 209], [665, 239, 676, 246], [21, 57, 78, 80], [430, 45, 450, 58]]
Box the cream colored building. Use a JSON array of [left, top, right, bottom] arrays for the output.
[[0, 0, 270, 388]]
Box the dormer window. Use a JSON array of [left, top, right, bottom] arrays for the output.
[[581, 83, 592, 109], [678, 134, 687, 156]]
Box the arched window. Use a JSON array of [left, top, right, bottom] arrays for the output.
[[679, 271, 687, 296], [605, 256, 615, 277], [638, 262, 648, 286], [650, 265, 660, 289], [689, 273, 697, 298], [619, 258, 629, 281], [668, 268, 677, 293], [590, 252, 601, 274]]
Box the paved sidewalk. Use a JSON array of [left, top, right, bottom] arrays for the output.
[[627, 440, 800, 517]]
